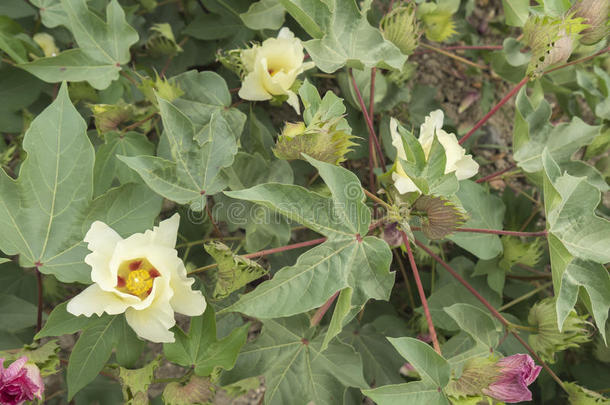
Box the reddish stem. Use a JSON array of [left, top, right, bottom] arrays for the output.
[[459, 76, 529, 145], [310, 291, 340, 326], [413, 44, 503, 55], [413, 238, 566, 391], [369, 67, 376, 122], [400, 231, 442, 354], [243, 237, 328, 260], [36, 270, 43, 333], [475, 163, 517, 183], [349, 68, 386, 169], [411, 226, 547, 237], [544, 46, 609, 74], [205, 197, 223, 239]]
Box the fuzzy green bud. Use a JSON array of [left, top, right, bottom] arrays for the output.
[[527, 297, 590, 363], [273, 117, 357, 165], [380, 3, 420, 56], [145, 23, 182, 57], [412, 195, 467, 240], [569, 0, 610, 45], [565, 382, 610, 404]]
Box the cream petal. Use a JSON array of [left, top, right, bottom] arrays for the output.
[[67, 284, 134, 317], [436, 130, 464, 173], [392, 172, 421, 194], [169, 264, 207, 316], [148, 213, 180, 248], [453, 155, 479, 180], [239, 72, 272, 101], [277, 27, 295, 40], [390, 118, 408, 161], [125, 282, 176, 343], [84, 221, 122, 257], [285, 91, 301, 114], [419, 109, 445, 147]]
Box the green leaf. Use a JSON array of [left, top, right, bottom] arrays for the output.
[[514, 95, 602, 172], [172, 70, 246, 144], [59, 0, 138, 65], [36, 301, 98, 339], [93, 131, 155, 197], [204, 241, 268, 300], [120, 96, 237, 210], [222, 315, 368, 405], [240, 0, 285, 30], [0, 261, 37, 304], [0, 66, 43, 133], [183, 14, 238, 40], [0, 83, 94, 283], [284, 0, 406, 72], [163, 306, 249, 376], [115, 316, 145, 368], [67, 315, 121, 399], [363, 381, 450, 405], [387, 337, 451, 387], [30, 0, 69, 28], [19, 49, 121, 90], [542, 150, 610, 341], [501, 0, 529, 26], [0, 294, 37, 333], [118, 357, 160, 403], [444, 303, 502, 351], [448, 181, 505, 260]]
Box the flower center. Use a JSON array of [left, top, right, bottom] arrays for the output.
[[116, 257, 160, 299]]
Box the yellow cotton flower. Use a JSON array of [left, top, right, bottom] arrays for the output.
[[390, 110, 479, 194], [67, 214, 206, 343], [238, 27, 315, 114]]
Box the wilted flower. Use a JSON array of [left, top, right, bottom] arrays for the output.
[[32, 33, 59, 57], [238, 27, 315, 114], [528, 297, 590, 363], [413, 195, 466, 239], [569, 0, 610, 45], [481, 354, 542, 403], [67, 214, 206, 343], [390, 110, 479, 194], [0, 357, 44, 405]]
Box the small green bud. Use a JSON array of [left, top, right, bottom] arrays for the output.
[[417, 3, 458, 42], [569, 0, 610, 45], [145, 23, 182, 57], [523, 14, 588, 77], [90, 103, 135, 134], [527, 297, 590, 363], [32, 33, 59, 57], [380, 3, 420, 56], [445, 356, 499, 399], [273, 117, 357, 165], [412, 195, 467, 240], [138, 74, 184, 105]]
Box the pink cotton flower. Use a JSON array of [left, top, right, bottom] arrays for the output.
[[0, 357, 44, 405], [482, 354, 542, 403]]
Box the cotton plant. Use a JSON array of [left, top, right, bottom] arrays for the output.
[[1, 0, 609, 404]]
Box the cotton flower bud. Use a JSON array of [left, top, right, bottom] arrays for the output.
[[412, 195, 466, 240], [0, 357, 44, 405], [380, 222, 403, 247], [527, 297, 590, 363], [273, 117, 357, 165], [32, 33, 59, 57], [569, 0, 610, 45], [380, 3, 420, 56]]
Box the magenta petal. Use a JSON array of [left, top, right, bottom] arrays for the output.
[[0, 356, 45, 404], [482, 354, 542, 403]]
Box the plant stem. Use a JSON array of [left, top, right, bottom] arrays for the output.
[[544, 46, 609, 74], [393, 249, 416, 309], [475, 163, 517, 183], [122, 112, 157, 132], [400, 231, 442, 354], [419, 43, 488, 70], [311, 291, 340, 326], [348, 68, 386, 169], [176, 236, 242, 249], [413, 238, 567, 392], [363, 189, 392, 210], [36, 270, 43, 333], [459, 76, 529, 145], [188, 237, 328, 274], [369, 67, 376, 123], [499, 282, 553, 311], [205, 197, 223, 238], [454, 227, 547, 237], [413, 44, 503, 55]]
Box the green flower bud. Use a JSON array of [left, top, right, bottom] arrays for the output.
[[523, 15, 588, 77], [145, 23, 182, 57], [417, 3, 458, 42], [32, 33, 59, 57], [90, 103, 135, 134], [412, 195, 467, 240], [527, 297, 590, 363], [569, 0, 610, 45], [445, 356, 499, 399], [273, 117, 357, 165], [380, 3, 420, 56]]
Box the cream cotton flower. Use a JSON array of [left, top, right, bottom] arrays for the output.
[[238, 27, 315, 114], [390, 110, 478, 194], [67, 214, 206, 343]]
